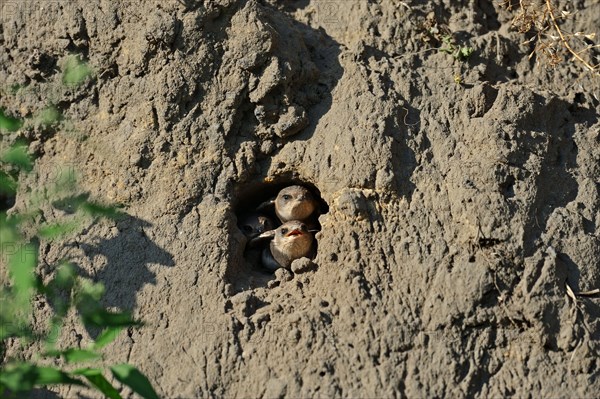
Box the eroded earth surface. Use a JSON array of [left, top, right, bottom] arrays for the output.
[[1, 0, 599, 397]]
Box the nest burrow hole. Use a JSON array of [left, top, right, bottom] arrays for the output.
[[233, 179, 329, 273]]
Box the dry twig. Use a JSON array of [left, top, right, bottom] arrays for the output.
[[544, 0, 598, 73], [503, 0, 600, 75]]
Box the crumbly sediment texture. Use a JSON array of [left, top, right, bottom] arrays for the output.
[[1, 0, 599, 397]]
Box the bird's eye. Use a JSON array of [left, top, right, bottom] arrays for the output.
[[282, 194, 291, 200], [281, 228, 288, 234]]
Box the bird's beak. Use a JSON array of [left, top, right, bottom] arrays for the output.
[[286, 229, 303, 237]]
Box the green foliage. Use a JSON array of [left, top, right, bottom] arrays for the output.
[[52, 193, 125, 219], [0, 364, 85, 392], [73, 368, 122, 399], [93, 326, 125, 350], [35, 106, 62, 127], [440, 35, 474, 61], [8, 84, 23, 94], [37, 221, 79, 240], [0, 73, 157, 397], [0, 109, 23, 133], [7, 241, 38, 315], [62, 55, 93, 87], [52, 348, 103, 364], [0, 170, 17, 197], [0, 144, 33, 172], [111, 365, 160, 399]]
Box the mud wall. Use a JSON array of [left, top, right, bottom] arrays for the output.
[[1, 0, 599, 397]]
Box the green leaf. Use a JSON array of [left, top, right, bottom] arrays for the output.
[[52, 193, 89, 214], [38, 221, 79, 239], [459, 46, 474, 60], [111, 364, 159, 399], [93, 326, 124, 350], [80, 201, 123, 219], [8, 242, 38, 310], [44, 317, 63, 350], [0, 109, 23, 133], [0, 363, 84, 392], [1, 145, 33, 172], [43, 347, 101, 365], [75, 281, 139, 328], [0, 314, 16, 340], [73, 368, 122, 399], [0, 299, 32, 340], [83, 309, 138, 328], [0, 216, 20, 257], [36, 106, 62, 126], [35, 367, 83, 386], [0, 171, 17, 195], [51, 194, 125, 219], [79, 279, 106, 301], [9, 83, 24, 94], [53, 262, 77, 290], [62, 348, 102, 364], [43, 264, 76, 335], [62, 55, 92, 87]]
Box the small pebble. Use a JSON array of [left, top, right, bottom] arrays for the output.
[[275, 268, 293, 282], [267, 280, 280, 289], [291, 257, 317, 274]]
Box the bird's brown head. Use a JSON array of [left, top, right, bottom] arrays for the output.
[[275, 185, 317, 222], [273, 220, 313, 258]]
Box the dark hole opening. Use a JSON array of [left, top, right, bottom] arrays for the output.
[[233, 179, 329, 273], [0, 193, 16, 213]]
